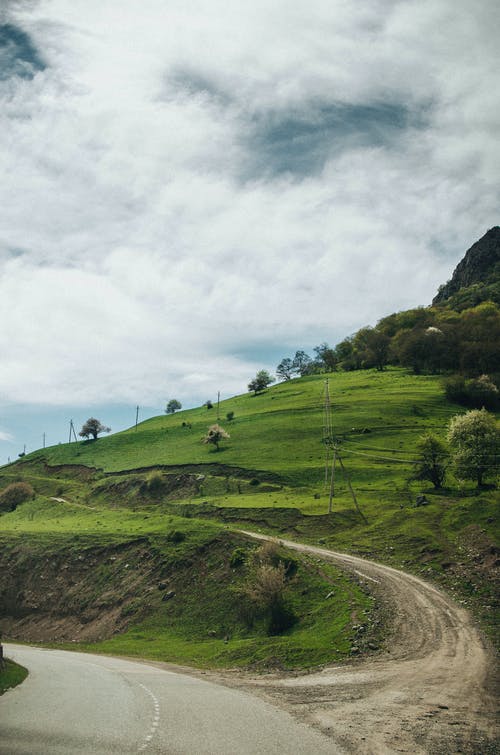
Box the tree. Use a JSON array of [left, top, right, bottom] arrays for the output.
[[276, 358, 294, 381], [203, 423, 230, 451], [165, 399, 182, 414], [313, 343, 338, 372], [413, 433, 448, 489], [447, 408, 499, 487], [248, 369, 275, 394], [79, 418, 111, 440], [291, 350, 312, 376]]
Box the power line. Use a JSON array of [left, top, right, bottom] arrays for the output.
[[340, 444, 500, 468]]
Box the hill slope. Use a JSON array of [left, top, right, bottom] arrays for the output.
[[1, 367, 498, 661]]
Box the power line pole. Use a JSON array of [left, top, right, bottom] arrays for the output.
[[217, 391, 220, 421], [337, 454, 368, 524], [328, 445, 336, 514], [43, 432, 46, 449], [135, 405, 140, 430]]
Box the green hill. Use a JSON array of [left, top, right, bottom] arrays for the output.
[[0, 368, 498, 667]]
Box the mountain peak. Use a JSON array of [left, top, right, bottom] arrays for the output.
[[433, 226, 500, 305]]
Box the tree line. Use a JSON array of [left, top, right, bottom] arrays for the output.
[[274, 300, 500, 408]]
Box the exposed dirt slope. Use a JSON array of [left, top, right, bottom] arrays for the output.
[[231, 532, 498, 755]]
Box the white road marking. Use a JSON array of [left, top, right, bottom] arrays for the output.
[[137, 683, 161, 752]]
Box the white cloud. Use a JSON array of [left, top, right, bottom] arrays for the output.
[[0, 0, 498, 409]]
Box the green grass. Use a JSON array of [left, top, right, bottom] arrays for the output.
[[1, 367, 498, 663], [0, 659, 28, 695], [0, 512, 373, 669], [19, 369, 460, 488], [72, 554, 374, 670]]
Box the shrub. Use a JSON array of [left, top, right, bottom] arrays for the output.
[[0, 482, 34, 511], [466, 374, 499, 410], [412, 433, 448, 489], [241, 563, 296, 635], [166, 530, 186, 543], [444, 374, 499, 410], [229, 547, 247, 568], [226, 411, 235, 421], [147, 473, 164, 495]]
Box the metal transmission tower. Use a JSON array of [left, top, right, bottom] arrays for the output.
[[322, 379, 336, 513], [322, 378, 367, 522]]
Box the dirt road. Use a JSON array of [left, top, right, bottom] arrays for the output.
[[230, 532, 498, 754]]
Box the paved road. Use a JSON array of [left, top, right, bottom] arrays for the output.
[[0, 645, 337, 755]]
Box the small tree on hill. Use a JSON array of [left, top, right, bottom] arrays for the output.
[[291, 350, 312, 376], [203, 424, 230, 451], [79, 418, 111, 440], [413, 433, 448, 489], [248, 370, 275, 395], [165, 399, 182, 414], [276, 358, 294, 381], [447, 408, 499, 487]]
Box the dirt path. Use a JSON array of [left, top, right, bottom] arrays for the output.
[[225, 532, 499, 754]]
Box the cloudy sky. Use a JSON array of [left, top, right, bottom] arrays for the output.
[[0, 0, 499, 460]]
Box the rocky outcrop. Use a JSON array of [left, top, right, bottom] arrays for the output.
[[433, 226, 500, 305]]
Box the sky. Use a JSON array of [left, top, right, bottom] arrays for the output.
[[0, 0, 499, 462]]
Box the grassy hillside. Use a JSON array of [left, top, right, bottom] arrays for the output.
[[22, 368, 463, 490], [1, 367, 498, 663]]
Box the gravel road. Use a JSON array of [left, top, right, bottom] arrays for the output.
[[233, 532, 499, 754]]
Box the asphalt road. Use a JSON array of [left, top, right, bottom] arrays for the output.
[[0, 644, 337, 755]]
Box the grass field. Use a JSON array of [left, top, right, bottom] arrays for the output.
[[1, 367, 498, 664], [0, 659, 28, 695]]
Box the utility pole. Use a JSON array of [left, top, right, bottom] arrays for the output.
[[135, 405, 140, 430], [328, 445, 336, 514], [337, 454, 368, 524], [43, 433, 46, 449], [217, 391, 220, 421], [69, 420, 73, 443]]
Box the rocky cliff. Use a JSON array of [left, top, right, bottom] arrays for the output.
[[433, 226, 500, 305]]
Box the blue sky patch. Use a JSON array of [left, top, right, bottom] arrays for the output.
[[243, 101, 425, 178], [0, 23, 46, 80]]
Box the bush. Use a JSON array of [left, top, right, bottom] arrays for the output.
[[166, 530, 186, 543], [147, 473, 164, 495], [226, 411, 235, 421], [241, 563, 296, 635], [444, 374, 499, 410], [0, 482, 34, 512], [466, 375, 499, 410], [412, 433, 448, 489], [444, 375, 468, 404], [229, 547, 247, 568]]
